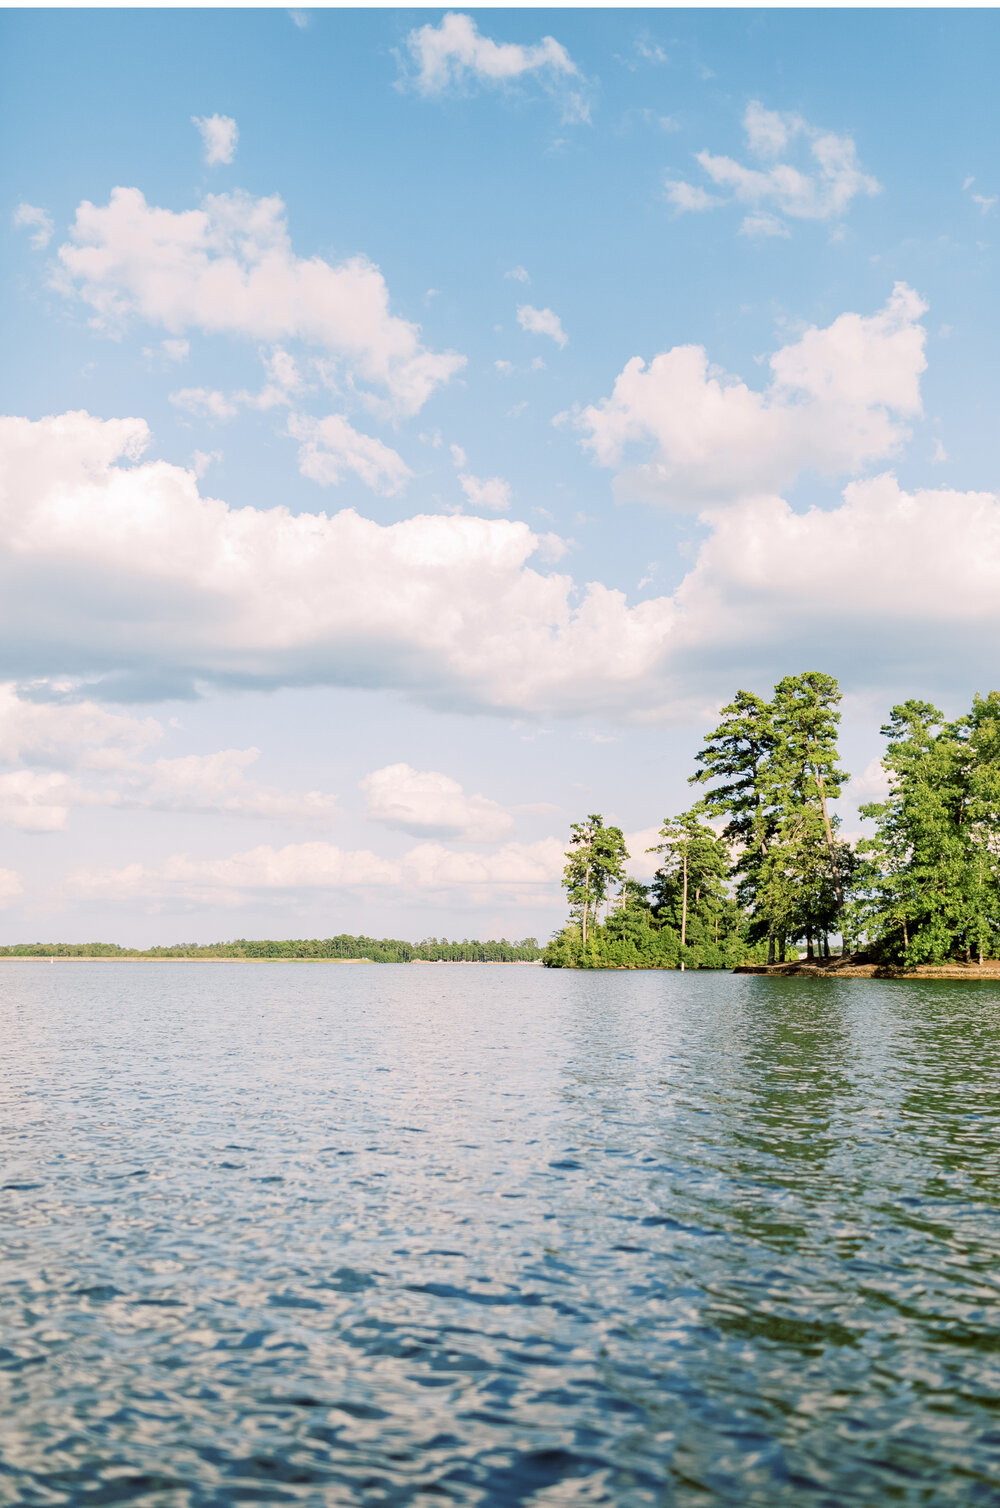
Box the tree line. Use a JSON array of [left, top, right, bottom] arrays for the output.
[[545, 672, 1000, 970], [0, 935, 543, 963]]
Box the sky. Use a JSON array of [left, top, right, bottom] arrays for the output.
[[2, 6, 1000, 946]]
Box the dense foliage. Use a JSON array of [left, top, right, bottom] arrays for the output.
[[546, 671, 1000, 971], [546, 671, 851, 971], [853, 693, 1000, 964], [0, 935, 542, 963]]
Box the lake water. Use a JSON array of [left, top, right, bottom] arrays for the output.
[[2, 963, 1000, 1506]]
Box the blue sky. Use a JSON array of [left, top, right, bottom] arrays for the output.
[[2, 7, 999, 944]]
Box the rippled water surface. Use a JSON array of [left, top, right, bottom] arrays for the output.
[[3, 963, 1000, 1506]]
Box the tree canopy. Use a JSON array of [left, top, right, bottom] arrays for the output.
[[546, 672, 1000, 971]]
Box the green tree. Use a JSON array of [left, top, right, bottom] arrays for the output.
[[771, 671, 850, 941], [857, 693, 1000, 963], [693, 673, 849, 963], [648, 806, 729, 965], [691, 688, 788, 960], [561, 814, 629, 945]]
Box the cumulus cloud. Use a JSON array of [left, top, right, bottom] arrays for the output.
[[0, 683, 337, 831], [56, 188, 464, 415], [666, 99, 880, 235], [406, 12, 577, 94], [361, 762, 513, 841], [0, 770, 113, 832], [192, 114, 239, 166], [13, 202, 54, 249], [676, 474, 1000, 646], [140, 748, 337, 822], [9, 393, 1000, 724], [0, 683, 159, 766], [579, 283, 927, 507], [0, 869, 23, 906], [288, 412, 412, 495], [457, 471, 512, 511], [66, 835, 564, 907], [0, 410, 677, 718], [517, 304, 568, 348]]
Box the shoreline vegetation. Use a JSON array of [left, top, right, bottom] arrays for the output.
[[544, 671, 1000, 975], [737, 956, 1000, 979], [0, 936, 542, 964]]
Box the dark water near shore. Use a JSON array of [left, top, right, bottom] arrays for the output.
[[3, 964, 1000, 1507]]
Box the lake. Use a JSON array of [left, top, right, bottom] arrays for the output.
[[2, 962, 999, 1506]]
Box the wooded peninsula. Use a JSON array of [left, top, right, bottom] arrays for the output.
[[6, 673, 997, 976], [543, 671, 1000, 971]]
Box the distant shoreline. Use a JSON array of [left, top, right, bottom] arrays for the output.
[[0, 934, 543, 964], [0, 956, 545, 965]]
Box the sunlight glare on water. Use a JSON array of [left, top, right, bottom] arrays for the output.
[[2, 962, 1000, 1506]]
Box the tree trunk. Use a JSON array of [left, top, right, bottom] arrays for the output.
[[806, 934, 814, 959], [767, 929, 775, 965]]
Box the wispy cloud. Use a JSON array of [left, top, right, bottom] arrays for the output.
[[404, 12, 589, 121], [12, 202, 54, 249], [192, 113, 239, 165], [517, 304, 568, 348], [666, 100, 880, 236]]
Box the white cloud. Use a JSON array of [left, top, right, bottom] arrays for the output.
[[0, 869, 23, 907], [517, 304, 568, 348], [192, 449, 221, 478], [66, 835, 564, 907], [0, 770, 111, 832], [506, 265, 530, 283], [170, 387, 240, 422], [842, 758, 891, 807], [0, 684, 337, 831], [458, 471, 512, 512], [13, 202, 54, 249], [669, 100, 880, 235], [192, 114, 239, 166], [288, 413, 412, 495], [0, 410, 677, 718], [670, 473, 1000, 682], [0, 683, 159, 766], [361, 762, 513, 841], [162, 338, 190, 363], [406, 13, 577, 94], [140, 748, 337, 822], [579, 283, 927, 507], [664, 181, 720, 212], [56, 188, 464, 415], [740, 211, 790, 239], [13, 396, 999, 726], [743, 100, 795, 158]]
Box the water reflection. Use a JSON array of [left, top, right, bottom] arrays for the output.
[[1, 962, 1000, 1505]]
